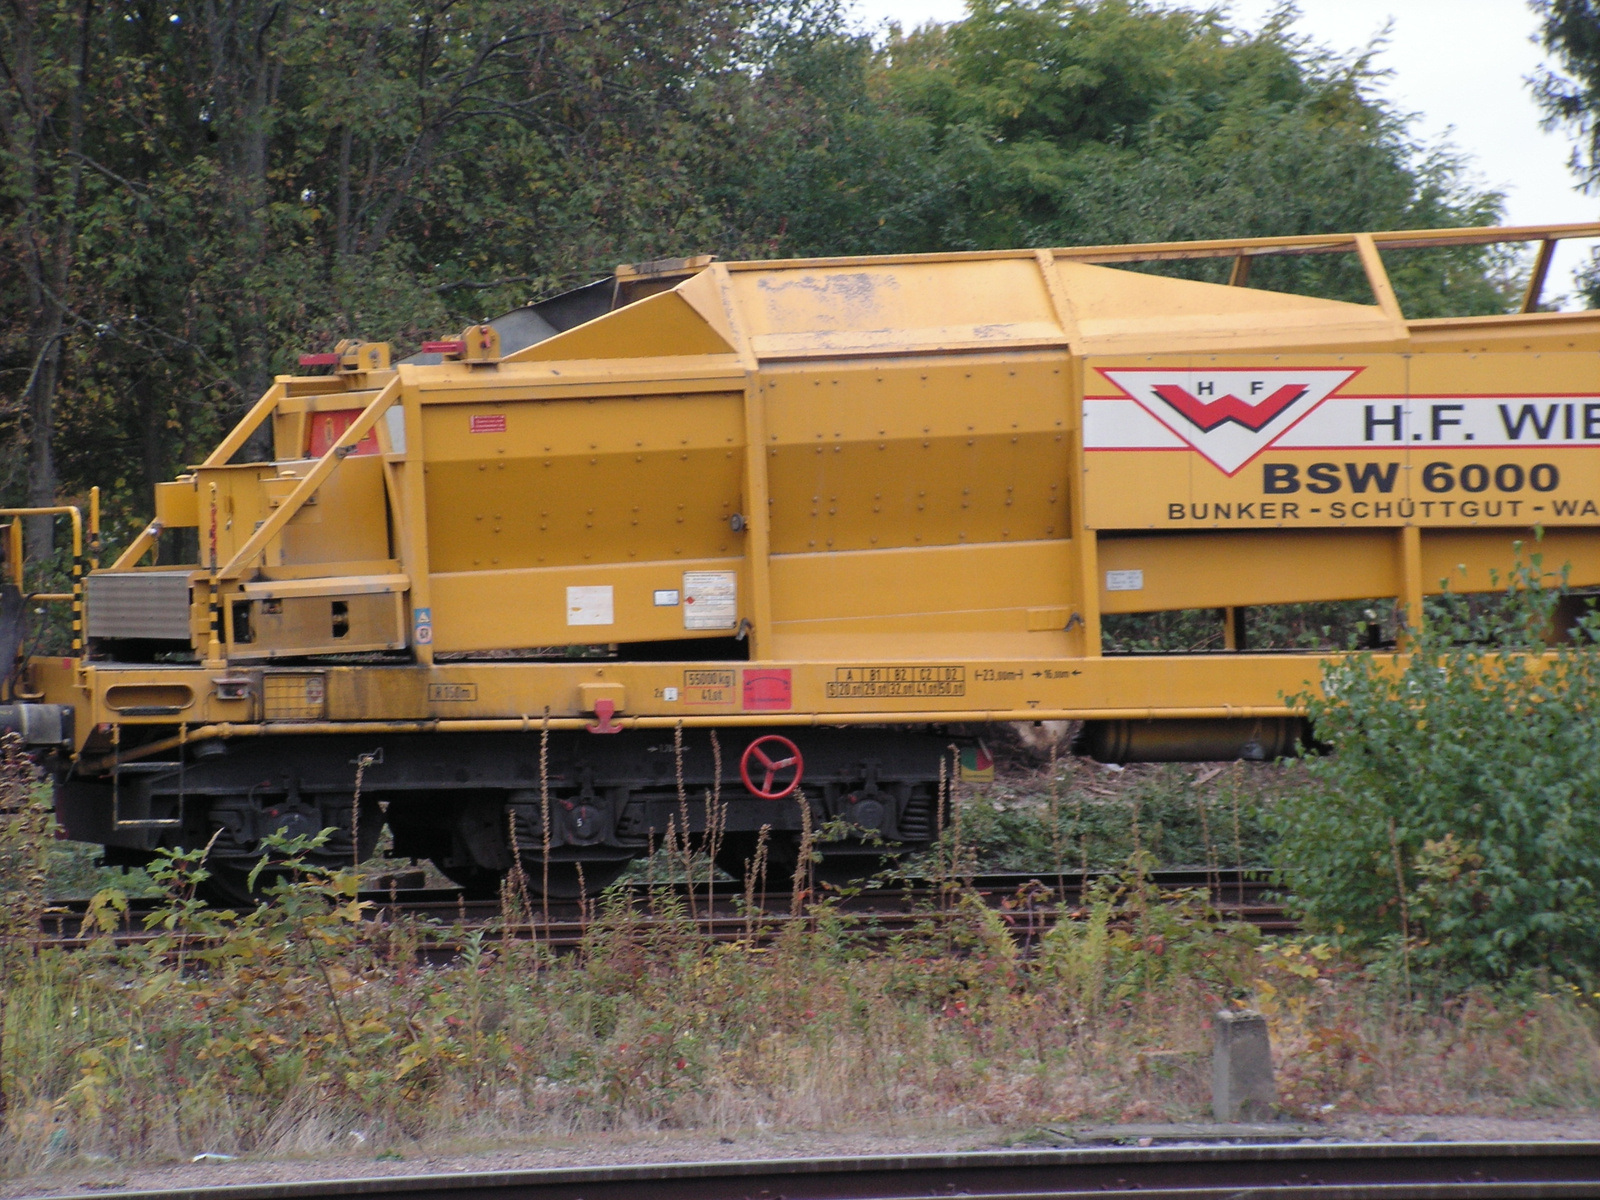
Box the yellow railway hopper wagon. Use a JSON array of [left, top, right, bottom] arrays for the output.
[[13, 224, 1600, 899]]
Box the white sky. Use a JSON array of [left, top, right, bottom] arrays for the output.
[[848, 0, 1599, 304]]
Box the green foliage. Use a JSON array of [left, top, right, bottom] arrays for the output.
[[1533, 0, 1600, 192], [757, 1, 1510, 313], [1272, 552, 1600, 987], [3, 0, 839, 542], [1037, 857, 1261, 1020], [942, 761, 1277, 874], [1532, 1, 1600, 306], [1102, 600, 1398, 654]]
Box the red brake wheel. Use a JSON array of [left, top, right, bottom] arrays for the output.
[[740, 735, 804, 800]]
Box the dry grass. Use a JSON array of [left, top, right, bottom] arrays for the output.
[[0, 743, 1597, 1176]]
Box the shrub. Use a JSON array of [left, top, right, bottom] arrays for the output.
[[1272, 552, 1600, 986], [949, 762, 1279, 876]]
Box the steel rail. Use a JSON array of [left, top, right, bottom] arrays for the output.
[[37, 900, 1297, 957], [40, 1143, 1600, 1200], [44, 868, 1275, 914], [39, 869, 1288, 945], [35, 904, 1297, 958], [36, 916, 1299, 961]]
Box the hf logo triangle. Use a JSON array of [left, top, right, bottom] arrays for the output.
[[1098, 367, 1361, 475]]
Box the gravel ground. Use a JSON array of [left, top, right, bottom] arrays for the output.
[[4, 1116, 1600, 1199]]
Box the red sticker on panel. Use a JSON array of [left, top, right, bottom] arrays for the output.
[[469, 414, 507, 434], [307, 410, 380, 457], [742, 668, 792, 711]]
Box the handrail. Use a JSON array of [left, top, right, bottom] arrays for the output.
[[200, 381, 286, 469], [113, 384, 289, 571], [722, 221, 1600, 326], [732, 220, 1600, 271], [1354, 232, 1405, 326], [1048, 220, 1600, 263], [217, 375, 400, 580], [0, 502, 90, 656], [110, 519, 162, 570], [5, 519, 18, 592], [1048, 220, 1600, 324]]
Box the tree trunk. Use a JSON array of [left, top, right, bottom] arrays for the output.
[[200, 0, 284, 441], [4, 0, 92, 554]]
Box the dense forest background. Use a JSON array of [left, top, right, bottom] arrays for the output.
[[2, 0, 1588, 550]]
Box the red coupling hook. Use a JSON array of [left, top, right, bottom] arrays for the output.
[[586, 698, 623, 734]]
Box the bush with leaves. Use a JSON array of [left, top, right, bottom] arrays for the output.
[[1272, 552, 1600, 987]]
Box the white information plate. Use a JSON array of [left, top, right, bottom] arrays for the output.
[[1105, 569, 1144, 592], [682, 571, 737, 630], [566, 585, 614, 626]]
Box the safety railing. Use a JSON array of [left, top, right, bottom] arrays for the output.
[[1049, 220, 1600, 318], [0, 489, 99, 664]]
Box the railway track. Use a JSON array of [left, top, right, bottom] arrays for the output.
[[37, 869, 1295, 954], [46, 1143, 1600, 1200]]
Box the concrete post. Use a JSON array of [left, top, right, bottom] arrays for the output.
[[1212, 1009, 1276, 1122]]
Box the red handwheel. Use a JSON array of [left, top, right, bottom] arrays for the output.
[[740, 735, 804, 800]]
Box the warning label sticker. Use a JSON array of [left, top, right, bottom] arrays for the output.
[[469, 414, 507, 434], [825, 666, 966, 699], [682, 669, 735, 705], [683, 571, 737, 630]]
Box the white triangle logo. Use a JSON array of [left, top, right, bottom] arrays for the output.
[[1098, 367, 1361, 476]]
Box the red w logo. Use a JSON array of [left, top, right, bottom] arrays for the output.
[[1152, 383, 1306, 433]]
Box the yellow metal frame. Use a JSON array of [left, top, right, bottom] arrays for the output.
[[88, 702, 1300, 771], [34, 221, 1600, 764]]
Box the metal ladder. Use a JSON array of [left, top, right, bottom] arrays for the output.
[[110, 725, 186, 830]]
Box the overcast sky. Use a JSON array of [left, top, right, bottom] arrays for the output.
[[848, 0, 1599, 304]]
